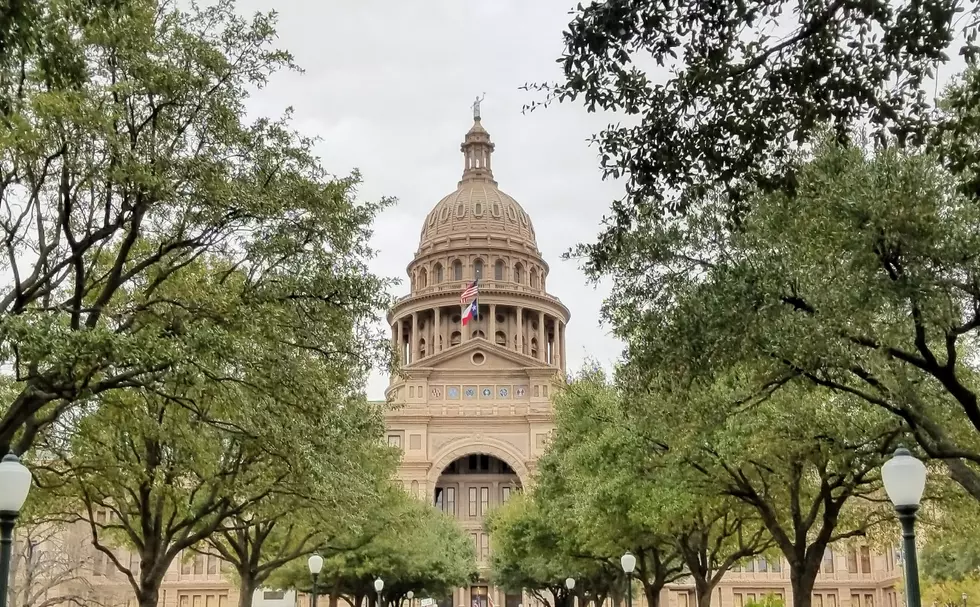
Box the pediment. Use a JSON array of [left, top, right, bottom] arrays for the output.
[[407, 338, 547, 373]]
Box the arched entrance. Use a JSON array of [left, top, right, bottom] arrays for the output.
[[431, 453, 523, 607]]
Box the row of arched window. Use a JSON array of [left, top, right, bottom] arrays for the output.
[[413, 257, 544, 290]]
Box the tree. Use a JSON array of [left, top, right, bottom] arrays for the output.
[[634, 372, 899, 607], [487, 495, 591, 607], [531, 0, 977, 231], [746, 596, 787, 607], [270, 488, 477, 607], [535, 449, 681, 607], [38, 377, 390, 607], [0, 0, 393, 454], [199, 491, 389, 607], [573, 120, 980, 504], [34, 250, 394, 607], [544, 368, 771, 607]]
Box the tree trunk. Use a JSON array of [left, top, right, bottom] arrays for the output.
[[692, 576, 715, 607], [642, 583, 662, 607], [138, 581, 163, 607], [789, 562, 818, 607], [237, 572, 257, 607]]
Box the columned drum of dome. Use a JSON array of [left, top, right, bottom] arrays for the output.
[[383, 110, 567, 607], [387, 114, 570, 377]]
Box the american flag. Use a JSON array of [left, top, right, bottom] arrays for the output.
[[460, 279, 479, 304]]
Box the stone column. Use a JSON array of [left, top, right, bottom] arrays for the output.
[[489, 304, 497, 345], [395, 318, 403, 364], [516, 306, 523, 354], [427, 310, 434, 356], [434, 307, 441, 352], [411, 312, 419, 362], [554, 320, 561, 368], [538, 311, 546, 361], [560, 321, 567, 371]]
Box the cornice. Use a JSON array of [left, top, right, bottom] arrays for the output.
[[388, 287, 571, 323], [398, 338, 556, 372], [386, 415, 553, 427], [384, 414, 434, 423]]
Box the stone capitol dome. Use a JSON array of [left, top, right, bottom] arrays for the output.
[[418, 119, 538, 250]]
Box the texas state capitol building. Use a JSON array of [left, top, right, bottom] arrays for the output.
[[377, 106, 904, 607]]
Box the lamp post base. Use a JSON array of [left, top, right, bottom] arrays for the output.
[[0, 511, 18, 607], [897, 505, 921, 607]]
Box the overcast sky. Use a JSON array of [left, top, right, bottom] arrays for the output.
[[233, 1, 627, 399]]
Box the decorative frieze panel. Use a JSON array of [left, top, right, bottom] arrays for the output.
[[424, 384, 529, 402]]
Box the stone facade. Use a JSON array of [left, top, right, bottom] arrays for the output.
[[385, 112, 566, 607]]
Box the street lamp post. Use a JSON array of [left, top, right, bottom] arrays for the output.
[[0, 453, 33, 607], [621, 553, 636, 607], [962, 593, 968, 607], [565, 578, 575, 607], [307, 555, 324, 607], [374, 578, 384, 607], [882, 447, 927, 607], [406, 591, 414, 607]]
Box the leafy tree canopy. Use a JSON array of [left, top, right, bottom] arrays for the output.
[[486, 493, 603, 607], [586, 127, 980, 502], [31, 252, 395, 607], [543, 367, 771, 607], [270, 487, 477, 606], [0, 0, 394, 454], [534, 0, 980, 249]]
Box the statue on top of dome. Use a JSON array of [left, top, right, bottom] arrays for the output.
[[472, 93, 485, 120]]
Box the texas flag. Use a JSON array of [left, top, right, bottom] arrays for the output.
[[461, 299, 478, 326]]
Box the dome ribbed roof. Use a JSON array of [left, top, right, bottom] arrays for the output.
[[419, 181, 537, 248], [418, 117, 537, 249]]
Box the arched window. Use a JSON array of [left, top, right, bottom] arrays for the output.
[[419, 267, 428, 289], [434, 263, 444, 283], [531, 338, 538, 359], [474, 259, 484, 280], [514, 262, 524, 284], [452, 260, 463, 281], [472, 330, 485, 339], [494, 260, 505, 281], [450, 331, 461, 346], [530, 268, 538, 289], [419, 338, 426, 358], [495, 331, 507, 346]]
